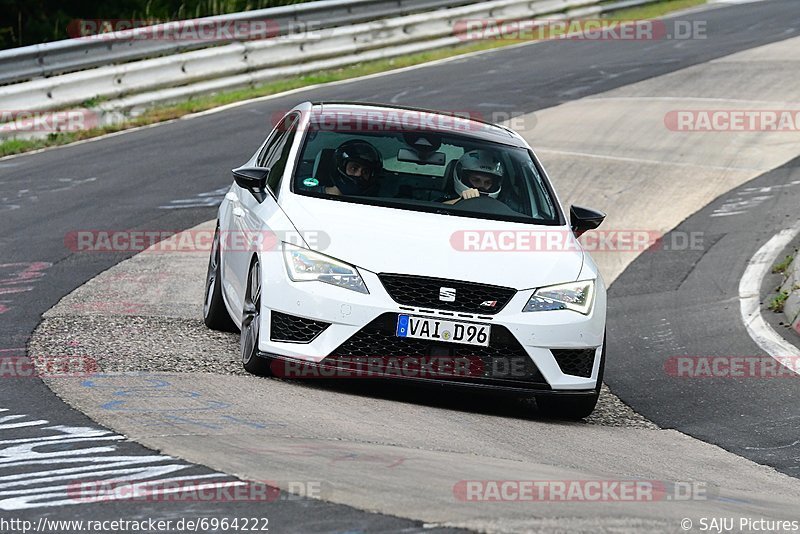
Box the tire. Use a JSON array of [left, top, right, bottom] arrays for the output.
[[203, 223, 237, 332], [241, 257, 273, 376], [535, 335, 606, 420]]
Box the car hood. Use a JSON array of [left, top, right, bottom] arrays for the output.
[[279, 195, 584, 290]]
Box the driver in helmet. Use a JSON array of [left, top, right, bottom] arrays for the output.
[[441, 149, 504, 205], [321, 139, 382, 196]]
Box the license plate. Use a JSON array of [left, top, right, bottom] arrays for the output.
[[396, 314, 491, 347]]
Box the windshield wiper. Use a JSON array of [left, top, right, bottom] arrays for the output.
[[431, 208, 453, 216]]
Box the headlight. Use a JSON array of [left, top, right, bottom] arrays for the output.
[[523, 280, 595, 315], [282, 243, 368, 294]]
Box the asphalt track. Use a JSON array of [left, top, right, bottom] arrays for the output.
[[2, 0, 800, 528], [607, 155, 800, 478]]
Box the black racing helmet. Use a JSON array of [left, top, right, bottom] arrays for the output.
[[333, 140, 382, 195]]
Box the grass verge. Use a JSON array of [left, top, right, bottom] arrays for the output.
[[604, 0, 707, 19], [772, 254, 795, 275], [1, 0, 707, 158], [768, 291, 789, 313]]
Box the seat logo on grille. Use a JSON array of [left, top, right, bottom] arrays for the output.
[[439, 287, 456, 302]]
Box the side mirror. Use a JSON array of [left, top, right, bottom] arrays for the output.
[[232, 166, 270, 202], [570, 205, 606, 238]]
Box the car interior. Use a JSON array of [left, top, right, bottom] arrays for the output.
[[293, 129, 559, 222]]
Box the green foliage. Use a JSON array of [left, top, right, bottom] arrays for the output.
[[772, 254, 795, 275], [0, 0, 708, 158], [0, 0, 309, 49], [768, 291, 789, 313]]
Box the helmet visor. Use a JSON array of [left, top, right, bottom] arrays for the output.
[[462, 170, 501, 194], [343, 159, 375, 182]]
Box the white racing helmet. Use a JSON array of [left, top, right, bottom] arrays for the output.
[[454, 149, 504, 199]]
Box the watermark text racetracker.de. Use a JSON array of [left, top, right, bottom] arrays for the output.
[[269, 108, 534, 133], [0, 109, 98, 134], [665, 356, 800, 379], [453, 480, 709, 502], [270, 355, 518, 379], [0, 355, 98, 379], [64, 229, 329, 253], [67, 478, 323, 503], [665, 110, 800, 132], [453, 18, 707, 41], [450, 229, 704, 253], [67, 18, 327, 42], [0, 516, 270, 533], [67, 229, 704, 255]]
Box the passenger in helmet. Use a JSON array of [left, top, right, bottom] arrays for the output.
[[441, 149, 504, 205], [321, 140, 382, 196]]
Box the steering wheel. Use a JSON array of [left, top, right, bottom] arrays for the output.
[[450, 194, 520, 216]]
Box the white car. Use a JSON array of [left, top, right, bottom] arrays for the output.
[[203, 101, 607, 419]]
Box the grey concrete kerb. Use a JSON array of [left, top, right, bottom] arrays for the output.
[[778, 251, 800, 336]]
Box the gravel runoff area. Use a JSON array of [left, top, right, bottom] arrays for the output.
[[29, 221, 656, 429]]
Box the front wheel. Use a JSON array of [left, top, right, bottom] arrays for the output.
[[203, 223, 236, 332], [535, 335, 606, 420], [241, 257, 272, 376]]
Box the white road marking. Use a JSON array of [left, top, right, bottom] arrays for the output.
[[745, 439, 800, 451], [0, 419, 49, 430], [709, 210, 747, 217], [160, 186, 228, 209], [535, 147, 765, 172], [0, 408, 236, 510], [739, 221, 800, 375], [711, 194, 775, 218], [585, 96, 800, 105]]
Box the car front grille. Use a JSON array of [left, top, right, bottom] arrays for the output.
[[377, 274, 516, 315], [270, 311, 330, 343], [322, 313, 548, 388], [551, 348, 596, 378]]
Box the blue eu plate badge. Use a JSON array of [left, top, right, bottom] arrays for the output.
[[396, 314, 409, 337]]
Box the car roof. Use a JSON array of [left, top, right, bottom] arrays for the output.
[[307, 101, 528, 148]]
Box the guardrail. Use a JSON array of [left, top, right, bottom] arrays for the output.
[[0, 0, 476, 86], [0, 0, 664, 140]]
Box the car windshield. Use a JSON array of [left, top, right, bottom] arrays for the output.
[[291, 119, 561, 225]]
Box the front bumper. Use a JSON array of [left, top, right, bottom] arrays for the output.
[[258, 260, 607, 391]]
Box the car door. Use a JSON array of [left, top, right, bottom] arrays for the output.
[[226, 113, 300, 318]]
